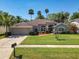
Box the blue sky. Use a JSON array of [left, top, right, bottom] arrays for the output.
[[0, 0, 79, 20]]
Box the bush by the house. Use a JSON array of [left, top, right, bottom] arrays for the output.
[[0, 34, 5, 36], [29, 31, 38, 35], [5, 32, 11, 37], [61, 31, 70, 34]]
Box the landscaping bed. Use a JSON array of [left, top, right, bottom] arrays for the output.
[[10, 48, 79, 59], [21, 34, 79, 45]]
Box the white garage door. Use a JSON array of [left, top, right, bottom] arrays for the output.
[[10, 28, 32, 35]]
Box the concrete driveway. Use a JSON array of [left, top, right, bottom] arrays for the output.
[[0, 35, 27, 59]]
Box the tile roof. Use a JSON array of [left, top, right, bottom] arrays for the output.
[[14, 19, 56, 27]]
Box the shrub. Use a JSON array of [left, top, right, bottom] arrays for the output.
[[61, 31, 70, 34], [0, 34, 5, 36], [5, 32, 11, 37], [29, 31, 38, 35]]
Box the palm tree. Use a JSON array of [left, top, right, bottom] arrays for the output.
[[0, 11, 3, 25], [28, 9, 34, 20], [0, 12, 15, 34], [45, 9, 49, 19], [37, 11, 42, 16], [36, 11, 45, 19]]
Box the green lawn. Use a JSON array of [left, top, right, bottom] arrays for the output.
[[10, 48, 79, 59], [21, 34, 79, 45]]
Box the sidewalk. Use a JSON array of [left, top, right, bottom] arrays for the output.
[[17, 45, 79, 48], [0, 35, 27, 59]]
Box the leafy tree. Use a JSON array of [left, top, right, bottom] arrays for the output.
[[15, 16, 23, 23], [36, 11, 45, 19], [23, 19, 29, 22], [47, 13, 57, 20], [28, 9, 34, 20], [15, 16, 29, 23], [47, 11, 70, 23], [70, 12, 79, 20], [0, 11, 4, 25]]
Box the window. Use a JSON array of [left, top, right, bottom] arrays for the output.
[[41, 26, 46, 32], [48, 25, 53, 33], [59, 28, 64, 31]]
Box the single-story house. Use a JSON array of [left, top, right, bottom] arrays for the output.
[[10, 19, 68, 35], [10, 19, 56, 35]]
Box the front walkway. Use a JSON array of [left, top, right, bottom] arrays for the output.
[[17, 45, 79, 48], [0, 35, 27, 59]]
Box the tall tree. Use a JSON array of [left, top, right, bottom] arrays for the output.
[[45, 9, 49, 18], [36, 11, 45, 19], [70, 12, 79, 20], [0, 11, 3, 25], [37, 11, 42, 16], [47, 13, 57, 20], [23, 19, 29, 22], [0, 12, 15, 33], [15, 16, 23, 23], [47, 11, 70, 23], [28, 9, 34, 20]]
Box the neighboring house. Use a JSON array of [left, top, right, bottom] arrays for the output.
[[71, 18, 79, 28], [71, 18, 79, 33], [10, 19, 57, 35], [53, 23, 69, 34]]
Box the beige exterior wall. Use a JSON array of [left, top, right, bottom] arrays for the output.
[[10, 27, 33, 35], [0, 26, 6, 34]]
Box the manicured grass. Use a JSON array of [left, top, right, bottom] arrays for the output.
[[10, 48, 79, 59], [21, 34, 79, 45]]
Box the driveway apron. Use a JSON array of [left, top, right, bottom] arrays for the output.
[[0, 35, 27, 59]]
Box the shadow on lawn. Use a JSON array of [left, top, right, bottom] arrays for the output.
[[56, 38, 66, 41], [15, 55, 23, 59], [10, 55, 23, 59], [55, 35, 66, 41]]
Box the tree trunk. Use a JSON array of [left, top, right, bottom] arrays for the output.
[[5, 25, 8, 33], [31, 15, 32, 20]]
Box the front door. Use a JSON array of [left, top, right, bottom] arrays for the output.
[[48, 25, 53, 33]]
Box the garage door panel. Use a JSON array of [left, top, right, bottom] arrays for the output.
[[10, 28, 32, 35]]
